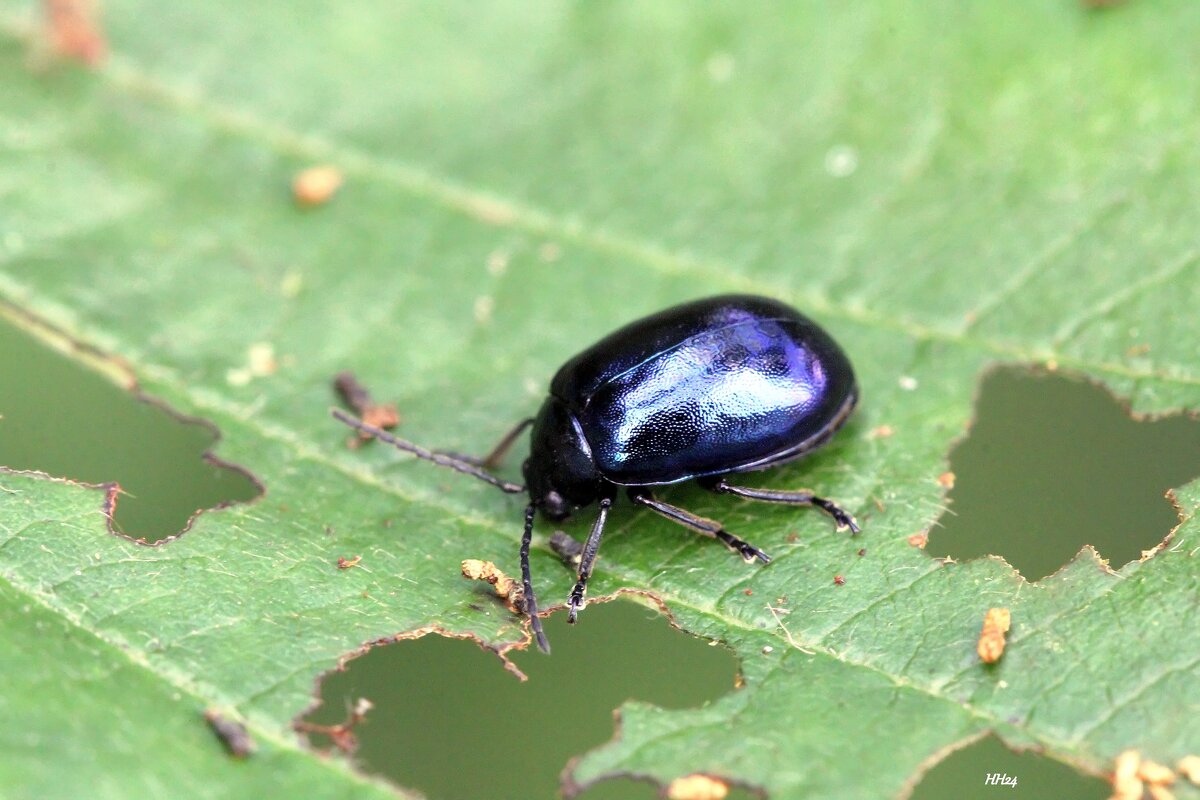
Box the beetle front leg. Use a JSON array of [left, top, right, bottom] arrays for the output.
[[704, 478, 860, 534], [630, 490, 771, 564], [567, 496, 613, 623]]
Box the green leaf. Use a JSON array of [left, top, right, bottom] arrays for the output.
[[2, 2, 1199, 798]]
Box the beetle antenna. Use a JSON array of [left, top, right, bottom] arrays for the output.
[[331, 408, 525, 494], [520, 502, 550, 653]]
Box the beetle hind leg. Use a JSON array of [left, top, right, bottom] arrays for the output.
[[630, 490, 771, 564], [705, 478, 860, 534]]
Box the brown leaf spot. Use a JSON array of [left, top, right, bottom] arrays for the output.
[[337, 555, 362, 570], [937, 471, 956, 489], [907, 532, 929, 549], [1126, 343, 1151, 357], [868, 424, 895, 439]]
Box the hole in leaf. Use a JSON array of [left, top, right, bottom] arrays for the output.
[[929, 366, 1200, 580], [905, 734, 1107, 799], [0, 315, 261, 542], [301, 599, 743, 800]]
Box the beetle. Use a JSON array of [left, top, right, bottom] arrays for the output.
[[333, 294, 859, 652]]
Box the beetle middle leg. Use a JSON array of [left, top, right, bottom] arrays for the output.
[[703, 477, 860, 533], [566, 496, 613, 623], [630, 490, 771, 564]]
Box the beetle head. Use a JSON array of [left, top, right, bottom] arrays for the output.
[[523, 397, 601, 520]]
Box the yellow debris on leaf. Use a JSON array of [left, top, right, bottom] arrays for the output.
[[1110, 750, 1143, 800], [666, 773, 729, 800], [461, 559, 524, 614], [1177, 755, 1200, 785], [293, 165, 344, 207], [977, 607, 1011, 664]]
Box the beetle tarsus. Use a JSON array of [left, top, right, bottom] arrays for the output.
[[709, 479, 859, 536], [567, 593, 584, 624], [631, 491, 772, 566], [565, 497, 613, 625], [717, 532, 772, 564], [810, 497, 859, 534]]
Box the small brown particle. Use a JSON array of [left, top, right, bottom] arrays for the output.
[[666, 773, 729, 800], [337, 555, 362, 570], [907, 532, 928, 549], [785, 532, 799, 543], [1177, 755, 1200, 785], [937, 471, 956, 489], [1112, 750, 1143, 800], [204, 709, 255, 758], [743, 588, 753, 596], [461, 559, 525, 614], [977, 607, 1011, 664], [333, 372, 401, 448], [868, 424, 895, 439], [857, 548, 866, 557], [293, 165, 344, 207], [833, 575, 845, 586]]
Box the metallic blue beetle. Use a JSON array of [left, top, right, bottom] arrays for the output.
[[334, 294, 859, 652]]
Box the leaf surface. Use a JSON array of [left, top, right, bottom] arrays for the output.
[[1, 2, 1198, 798]]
